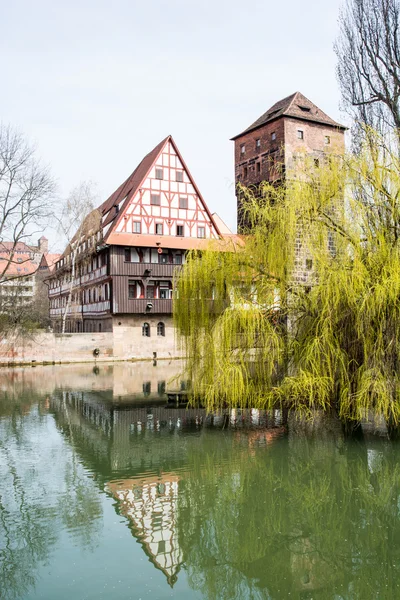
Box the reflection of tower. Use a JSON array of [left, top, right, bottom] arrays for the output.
[[106, 474, 183, 586]]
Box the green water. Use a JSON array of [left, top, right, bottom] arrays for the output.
[[1, 363, 400, 600]]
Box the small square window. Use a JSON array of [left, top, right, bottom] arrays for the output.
[[255, 139, 261, 149], [325, 135, 331, 145], [133, 221, 141, 234], [271, 132, 276, 141], [155, 223, 163, 235], [240, 144, 245, 154], [155, 168, 163, 179], [179, 197, 188, 209], [159, 253, 169, 264], [297, 130, 304, 140], [124, 248, 131, 262], [151, 194, 161, 206], [176, 171, 183, 182], [198, 227, 205, 238], [176, 225, 184, 237]]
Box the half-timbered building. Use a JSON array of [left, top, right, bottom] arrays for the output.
[[48, 136, 236, 349]]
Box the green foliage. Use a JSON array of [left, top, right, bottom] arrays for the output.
[[175, 133, 400, 423]]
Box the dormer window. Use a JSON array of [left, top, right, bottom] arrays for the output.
[[298, 105, 311, 112]]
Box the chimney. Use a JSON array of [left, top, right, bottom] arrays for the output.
[[38, 236, 48, 253]]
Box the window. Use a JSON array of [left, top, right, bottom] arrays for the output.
[[142, 323, 150, 337], [306, 258, 313, 270], [297, 130, 304, 140], [143, 381, 151, 395], [155, 223, 163, 235], [256, 162, 261, 174], [240, 144, 245, 155], [325, 135, 331, 145], [128, 280, 137, 298], [159, 253, 169, 264], [198, 226, 205, 238], [157, 322, 165, 336], [271, 132, 276, 141], [155, 167, 163, 179], [146, 285, 155, 299], [174, 254, 182, 264], [255, 139, 261, 149], [124, 248, 131, 262], [176, 225, 184, 237], [151, 194, 161, 206], [314, 158, 320, 168], [133, 221, 141, 233], [244, 166, 248, 178], [176, 171, 183, 182], [158, 381, 166, 395], [105, 284, 109, 300], [159, 287, 170, 299], [179, 197, 188, 209]]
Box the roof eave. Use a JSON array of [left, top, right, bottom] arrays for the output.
[[231, 114, 348, 141]]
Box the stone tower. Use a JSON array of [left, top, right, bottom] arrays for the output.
[[231, 92, 346, 232]]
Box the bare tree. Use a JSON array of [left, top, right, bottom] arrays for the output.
[[335, 0, 400, 145], [58, 181, 101, 334], [0, 124, 55, 281]]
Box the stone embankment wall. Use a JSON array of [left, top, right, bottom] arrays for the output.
[[0, 330, 183, 365]]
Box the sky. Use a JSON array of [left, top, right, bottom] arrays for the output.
[[2, 0, 348, 252]]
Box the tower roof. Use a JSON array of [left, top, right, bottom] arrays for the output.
[[231, 91, 347, 140]]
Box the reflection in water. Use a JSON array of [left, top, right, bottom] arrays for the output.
[[1, 362, 400, 599], [107, 475, 182, 587]]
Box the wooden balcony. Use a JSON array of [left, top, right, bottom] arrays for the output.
[[115, 298, 173, 314], [112, 262, 180, 278]]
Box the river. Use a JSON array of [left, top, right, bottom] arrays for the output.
[[0, 361, 399, 599]]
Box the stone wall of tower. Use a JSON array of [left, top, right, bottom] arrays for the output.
[[283, 118, 345, 171]]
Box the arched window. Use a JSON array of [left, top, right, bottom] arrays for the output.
[[142, 322, 150, 337], [157, 322, 165, 336]]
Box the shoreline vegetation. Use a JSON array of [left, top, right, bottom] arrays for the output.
[[174, 132, 400, 430]]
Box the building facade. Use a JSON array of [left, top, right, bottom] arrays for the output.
[[48, 136, 236, 339], [0, 238, 59, 309], [231, 91, 346, 232]]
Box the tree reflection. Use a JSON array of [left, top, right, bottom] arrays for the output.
[[0, 392, 102, 599], [177, 425, 400, 599]]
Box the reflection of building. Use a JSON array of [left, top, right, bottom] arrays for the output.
[[107, 475, 183, 586]]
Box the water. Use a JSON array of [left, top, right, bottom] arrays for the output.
[[1, 362, 400, 600]]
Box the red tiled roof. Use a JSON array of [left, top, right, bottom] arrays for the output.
[[106, 232, 244, 252], [101, 136, 169, 228], [0, 256, 38, 278], [0, 241, 33, 254], [231, 91, 347, 139]]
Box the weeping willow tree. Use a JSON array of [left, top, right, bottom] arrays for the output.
[[175, 132, 400, 424]]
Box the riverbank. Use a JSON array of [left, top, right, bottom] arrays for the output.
[[0, 330, 184, 366]]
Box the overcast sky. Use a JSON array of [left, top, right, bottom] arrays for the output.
[[2, 0, 348, 251]]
